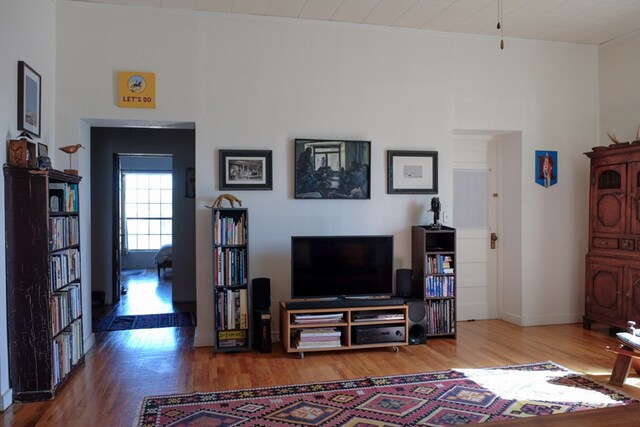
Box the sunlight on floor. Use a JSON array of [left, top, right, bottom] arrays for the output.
[[120, 328, 183, 351], [456, 368, 623, 406], [121, 271, 174, 315]]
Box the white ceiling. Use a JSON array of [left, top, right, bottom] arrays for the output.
[[71, 0, 640, 46]]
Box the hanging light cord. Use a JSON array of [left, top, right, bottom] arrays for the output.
[[497, 0, 504, 49]]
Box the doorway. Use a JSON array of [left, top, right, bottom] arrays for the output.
[[115, 155, 174, 315], [453, 135, 498, 320], [90, 127, 196, 320], [452, 130, 523, 324]]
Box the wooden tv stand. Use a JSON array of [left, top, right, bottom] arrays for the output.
[[279, 301, 408, 358]]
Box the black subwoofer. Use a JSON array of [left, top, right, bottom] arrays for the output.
[[406, 299, 428, 345]]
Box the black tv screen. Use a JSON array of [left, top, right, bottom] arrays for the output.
[[291, 235, 393, 299]]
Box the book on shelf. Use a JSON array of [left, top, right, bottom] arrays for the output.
[[426, 254, 455, 274], [49, 182, 79, 212], [425, 276, 455, 297], [215, 288, 249, 331]]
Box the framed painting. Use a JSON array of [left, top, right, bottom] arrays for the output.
[[17, 61, 42, 137], [219, 149, 272, 190], [387, 150, 438, 194], [294, 138, 371, 199]]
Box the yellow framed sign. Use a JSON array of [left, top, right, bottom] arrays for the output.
[[117, 71, 156, 108]]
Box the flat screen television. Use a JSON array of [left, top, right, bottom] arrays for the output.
[[291, 235, 393, 299]]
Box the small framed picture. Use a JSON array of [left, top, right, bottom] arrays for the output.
[[387, 150, 438, 194], [17, 61, 42, 137], [219, 149, 272, 190], [38, 143, 48, 157]]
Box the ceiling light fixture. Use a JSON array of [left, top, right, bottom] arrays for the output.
[[497, 0, 504, 49]]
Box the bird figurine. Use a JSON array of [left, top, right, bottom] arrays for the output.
[[59, 144, 84, 175]]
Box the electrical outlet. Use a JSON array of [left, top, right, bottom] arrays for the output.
[[443, 210, 451, 224]]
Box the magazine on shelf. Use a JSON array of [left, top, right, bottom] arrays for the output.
[[294, 338, 342, 349], [293, 313, 343, 324], [299, 328, 341, 338], [352, 313, 404, 321]]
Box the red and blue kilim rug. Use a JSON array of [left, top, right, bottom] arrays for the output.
[[134, 361, 638, 426]]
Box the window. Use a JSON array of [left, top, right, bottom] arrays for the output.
[[124, 173, 172, 250]]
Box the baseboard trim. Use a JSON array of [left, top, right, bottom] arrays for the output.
[[84, 332, 96, 353], [0, 386, 13, 411], [194, 327, 214, 347]]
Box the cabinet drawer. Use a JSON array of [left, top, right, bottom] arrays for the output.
[[593, 238, 619, 249]]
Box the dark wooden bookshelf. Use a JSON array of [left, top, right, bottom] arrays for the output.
[[4, 167, 84, 401], [411, 225, 457, 338]]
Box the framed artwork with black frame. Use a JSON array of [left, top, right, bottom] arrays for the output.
[[219, 149, 272, 190], [294, 138, 371, 199], [17, 61, 42, 137], [387, 150, 438, 194]]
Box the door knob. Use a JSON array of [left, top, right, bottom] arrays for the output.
[[491, 232, 498, 249]]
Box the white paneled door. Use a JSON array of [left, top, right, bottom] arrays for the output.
[[452, 137, 498, 320]]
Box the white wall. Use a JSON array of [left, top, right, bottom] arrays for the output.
[[54, 2, 598, 346], [600, 32, 640, 145], [0, 0, 57, 410]]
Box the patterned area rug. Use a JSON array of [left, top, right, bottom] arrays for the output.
[[92, 312, 195, 332], [134, 361, 638, 426]]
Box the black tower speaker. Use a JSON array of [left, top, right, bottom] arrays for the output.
[[252, 277, 271, 309], [252, 278, 272, 352], [253, 309, 272, 353], [396, 269, 413, 298], [406, 299, 428, 345]]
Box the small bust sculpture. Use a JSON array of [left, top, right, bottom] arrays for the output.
[[429, 197, 441, 228]]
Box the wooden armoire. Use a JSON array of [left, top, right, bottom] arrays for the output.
[[584, 144, 640, 330]]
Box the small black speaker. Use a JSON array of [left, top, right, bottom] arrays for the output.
[[406, 299, 428, 345], [396, 269, 413, 298], [252, 277, 271, 309]]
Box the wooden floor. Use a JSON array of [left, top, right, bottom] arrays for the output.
[[2, 273, 640, 425]]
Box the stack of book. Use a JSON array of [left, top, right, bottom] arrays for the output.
[[294, 328, 342, 349]]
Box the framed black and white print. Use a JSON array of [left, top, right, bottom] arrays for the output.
[[387, 150, 438, 194], [294, 138, 371, 199], [17, 61, 42, 137], [219, 149, 272, 190]]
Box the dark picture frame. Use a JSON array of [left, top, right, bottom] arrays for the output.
[[219, 149, 272, 190], [387, 150, 438, 194], [295, 138, 371, 199], [17, 61, 42, 137]]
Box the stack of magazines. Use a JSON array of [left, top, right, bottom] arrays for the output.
[[294, 328, 342, 349], [292, 313, 343, 324]]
